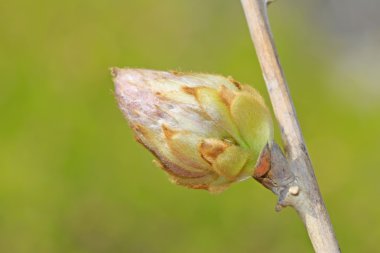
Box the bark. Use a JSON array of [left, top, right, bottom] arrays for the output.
[[240, 0, 341, 252]]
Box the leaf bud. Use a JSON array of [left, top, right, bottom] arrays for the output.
[[113, 68, 273, 193]]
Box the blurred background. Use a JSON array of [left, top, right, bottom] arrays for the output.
[[1, 0, 379, 252]]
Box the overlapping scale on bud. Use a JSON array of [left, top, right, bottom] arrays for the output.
[[113, 68, 273, 193]]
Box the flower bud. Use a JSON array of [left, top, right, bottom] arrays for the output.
[[112, 68, 273, 193]]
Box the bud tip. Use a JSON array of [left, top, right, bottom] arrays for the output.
[[111, 67, 123, 79]]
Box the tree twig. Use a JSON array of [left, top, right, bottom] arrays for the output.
[[240, 0, 340, 252]]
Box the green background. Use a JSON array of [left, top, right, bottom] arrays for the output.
[[1, 0, 379, 252]]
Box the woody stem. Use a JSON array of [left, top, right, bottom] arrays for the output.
[[240, 0, 340, 252]]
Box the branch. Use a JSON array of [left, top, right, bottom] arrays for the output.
[[240, 0, 340, 252]]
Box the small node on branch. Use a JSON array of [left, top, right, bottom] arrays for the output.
[[289, 186, 300, 196], [253, 143, 295, 197]]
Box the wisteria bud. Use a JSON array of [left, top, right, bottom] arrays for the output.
[[112, 68, 273, 193]]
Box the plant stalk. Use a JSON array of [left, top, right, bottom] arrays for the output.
[[240, 0, 340, 252]]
